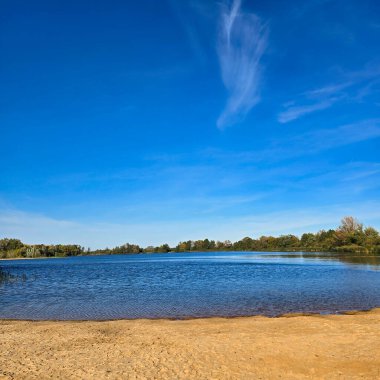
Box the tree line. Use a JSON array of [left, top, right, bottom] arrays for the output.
[[1, 217, 379, 259], [0, 239, 85, 259]]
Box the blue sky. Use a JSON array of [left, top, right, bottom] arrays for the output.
[[1, 0, 380, 248]]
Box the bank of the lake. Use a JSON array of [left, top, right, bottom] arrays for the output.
[[1, 309, 380, 379]]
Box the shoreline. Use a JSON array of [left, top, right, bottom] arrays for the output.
[[1, 306, 379, 323], [1, 250, 379, 261], [0, 256, 64, 261], [1, 308, 380, 379]]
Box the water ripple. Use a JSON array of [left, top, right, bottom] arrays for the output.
[[0, 252, 380, 320]]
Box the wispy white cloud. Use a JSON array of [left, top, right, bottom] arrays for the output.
[[279, 119, 380, 157], [203, 118, 380, 163], [217, 0, 268, 129], [299, 119, 380, 151], [278, 62, 380, 123], [278, 82, 348, 124], [305, 82, 352, 97], [277, 99, 337, 124]]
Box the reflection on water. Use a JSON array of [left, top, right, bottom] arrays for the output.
[[262, 252, 380, 270], [0, 251, 380, 320]]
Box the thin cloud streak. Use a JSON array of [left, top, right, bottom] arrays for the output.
[[278, 82, 348, 124], [203, 118, 380, 163], [278, 62, 380, 123], [300, 119, 380, 151], [217, 0, 268, 129], [278, 99, 336, 123]]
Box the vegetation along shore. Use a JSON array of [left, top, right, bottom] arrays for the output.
[[1, 216, 379, 260], [1, 217, 379, 260]]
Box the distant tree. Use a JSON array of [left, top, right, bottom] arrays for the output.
[[209, 240, 216, 250], [158, 244, 170, 253], [223, 240, 232, 250], [338, 216, 363, 234], [300, 233, 315, 249], [335, 216, 364, 247], [0, 238, 24, 251], [363, 227, 380, 253]]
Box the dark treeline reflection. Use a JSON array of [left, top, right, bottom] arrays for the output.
[[1, 217, 380, 259], [262, 252, 380, 269]]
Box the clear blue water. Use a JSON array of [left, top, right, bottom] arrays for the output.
[[1, 252, 380, 320]]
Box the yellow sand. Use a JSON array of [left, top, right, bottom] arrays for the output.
[[1, 309, 380, 379]]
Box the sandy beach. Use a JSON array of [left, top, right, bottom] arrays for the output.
[[0, 310, 379, 379]]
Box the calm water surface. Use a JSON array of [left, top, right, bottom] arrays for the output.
[[1, 252, 380, 320]]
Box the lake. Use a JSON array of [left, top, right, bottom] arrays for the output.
[[1, 251, 380, 320]]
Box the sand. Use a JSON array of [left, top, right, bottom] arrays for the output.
[[1, 310, 380, 380]]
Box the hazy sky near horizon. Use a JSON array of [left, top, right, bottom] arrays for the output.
[[1, 0, 380, 248]]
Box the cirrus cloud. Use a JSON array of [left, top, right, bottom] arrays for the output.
[[217, 0, 268, 129]]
